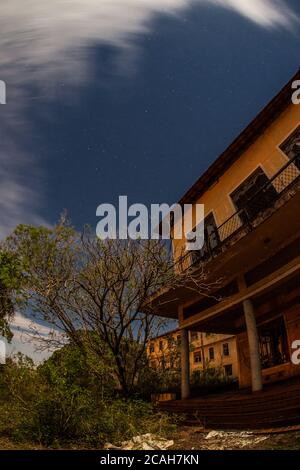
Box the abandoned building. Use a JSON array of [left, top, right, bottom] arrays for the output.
[[146, 70, 300, 428], [148, 329, 238, 381]]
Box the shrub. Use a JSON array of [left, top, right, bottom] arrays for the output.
[[0, 352, 176, 447]]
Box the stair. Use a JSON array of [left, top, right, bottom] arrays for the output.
[[157, 378, 300, 429]]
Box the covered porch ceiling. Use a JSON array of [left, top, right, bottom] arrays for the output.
[[184, 271, 300, 335]]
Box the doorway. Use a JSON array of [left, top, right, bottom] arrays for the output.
[[258, 316, 289, 369]]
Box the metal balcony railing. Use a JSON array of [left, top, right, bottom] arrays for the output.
[[177, 154, 300, 271]]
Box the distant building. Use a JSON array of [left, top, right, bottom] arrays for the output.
[[147, 329, 238, 381]]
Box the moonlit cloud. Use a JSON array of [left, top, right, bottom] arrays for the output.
[[7, 312, 64, 363], [211, 0, 297, 27], [0, 0, 297, 237]]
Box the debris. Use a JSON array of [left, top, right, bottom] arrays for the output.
[[203, 430, 269, 449], [104, 433, 174, 451], [103, 442, 120, 450]]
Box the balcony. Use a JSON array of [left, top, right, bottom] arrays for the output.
[[178, 154, 300, 271]]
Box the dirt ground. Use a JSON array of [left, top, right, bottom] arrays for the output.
[[0, 438, 44, 450], [1, 428, 300, 450], [171, 426, 300, 450]]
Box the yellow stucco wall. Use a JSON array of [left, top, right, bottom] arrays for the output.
[[147, 330, 239, 380], [173, 103, 300, 260], [190, 334, 239, 380]]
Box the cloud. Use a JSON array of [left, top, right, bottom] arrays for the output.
[[211, 0, 297, 27], [6, 312, 65, 363], [0, 0, 297, 237]]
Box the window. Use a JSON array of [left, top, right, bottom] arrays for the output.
[[192, 213, 220, 263], [191, 331, 198, 341], [149, 343, 155, 354], [224, 364, 233, 377], [194, 352, 202, 363], [159, 340, 163, 351], [280, 125, 300, 170], [176, 335, 181, 346], [258, 316, 289, 369], [231, 168, 277, 223], [222, 343, 230, 357], [208, 347, 214, 360]]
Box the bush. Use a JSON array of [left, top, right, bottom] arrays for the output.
[[0, 352, 176, 447], [134, 365, 178, 399], [190, 365, 237, 396]]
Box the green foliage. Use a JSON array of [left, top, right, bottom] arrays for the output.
[[139, 366, 181, 397], [0, 250, 24, 341], [0, 251, 23, 290], [0, 348, 175, 448], [0, 219, 183, 446], [140, 362, 236, 399], [189, 364, 236, 397], [191, 364, 233, 387], [3, 221, 168, 395]]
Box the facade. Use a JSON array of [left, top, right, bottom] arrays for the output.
[[147, 329, 239, 381], [147, 70, 300, 398]]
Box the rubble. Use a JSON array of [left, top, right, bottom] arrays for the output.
[[104, 433, 174, 451], [203, 430, 269, 450]]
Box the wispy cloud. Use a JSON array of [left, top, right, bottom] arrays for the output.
[[211, 0, 297, 27], [0, 0, 298, 237], [7, 312, 64, 363]]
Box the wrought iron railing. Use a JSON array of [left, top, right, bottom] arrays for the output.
[[177, 154, 300, 271]]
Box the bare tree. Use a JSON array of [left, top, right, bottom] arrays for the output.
[[5, 219, 216, 396]]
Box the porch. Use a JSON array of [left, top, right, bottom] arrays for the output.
[[157, 376, 300, 429]]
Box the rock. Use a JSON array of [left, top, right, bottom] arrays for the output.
[[205, 430, 221, 440]]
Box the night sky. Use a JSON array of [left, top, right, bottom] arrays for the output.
[[1, 0, 300, 237], [1, 0, 300, 359]]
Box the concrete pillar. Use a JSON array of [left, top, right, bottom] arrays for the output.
[[243, 299, 263, 392], [181, 329, 190, 399]]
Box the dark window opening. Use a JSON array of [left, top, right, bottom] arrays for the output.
[[209, 347, 215, 360], [194, 352, 202, 363], [280, 125, 300, 170], [159, 340, 163, 351], [224, 364, 233, 377], [192, 213, 220, 263], [223, 343, 230, 357], [231, 167, 277, 223], [149, 343, 155, 353], [258, 316, 289, 369], [191, 331, 198, 341]]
